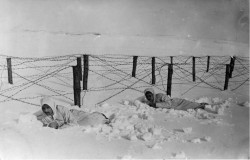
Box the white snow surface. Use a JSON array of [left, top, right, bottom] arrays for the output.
[[0, 91, 249, 159]]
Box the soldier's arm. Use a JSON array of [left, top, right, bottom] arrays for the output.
[[155, 93, 172, 109]]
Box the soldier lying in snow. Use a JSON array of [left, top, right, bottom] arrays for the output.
[[34, 98, 109, 129], [137, 88, 208, 111]]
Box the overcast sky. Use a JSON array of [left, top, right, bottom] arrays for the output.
[[0, 0, 248, 57]]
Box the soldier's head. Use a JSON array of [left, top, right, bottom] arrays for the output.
[[42, 104, 54, 116], [145, 91, 154, 102]]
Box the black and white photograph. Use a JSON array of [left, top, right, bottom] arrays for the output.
[[0, 0, 249, 159]]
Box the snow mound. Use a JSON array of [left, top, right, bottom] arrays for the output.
[[216, 106, 225, 115], [147, 143, 162, 149], [196, 97, 231, 115], [96, 102, 166, 143], [190, 138, 201, 143], [201, 136, 212, 142], [100, 102, 110, 108], [133, 100, 142, 107], [238, 101, 249, 108], [119, 154, 133, 160], [205, 105, 226, 115], [171, 151, 187, 159], [77, 112, 108, 127], [122, 100, 134, 106], [140, 132, 153, 141], [212, 97, 223, 103], [100, 124, 112, 134], [195, 110, 217, 119], [125, 133, 138, 141], [221, 99, 231, 108], [149, 126, 162, 135], [190, 136, 212, 143], [18, 113, 42, 126], [243, 101, 249, 107], [167, 109, 194, 118], [182, 127, 192, 133], [204, 99, 231, 115]]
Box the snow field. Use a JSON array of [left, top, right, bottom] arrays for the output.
[[1, 94, 247, 159], [85, 96, 234, 147]]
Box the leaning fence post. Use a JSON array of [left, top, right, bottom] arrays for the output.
[[152, 57, 156, 84], [192, 56, 196, 82], [229, 56, 235, 78], [7, 58, 13, 84], [224, 64, 230, 90], [73, 66, 81, 107], [167, 64, 173, 96], [132, 56, 138, 77], [83, 55, 89, 90], [77, 57, 82, 81], [206, 56, 210, 72]]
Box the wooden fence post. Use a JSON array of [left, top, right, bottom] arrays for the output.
[[170, 56, 173, 64], [224, 64, 230, 90], [132, 56, 138, 77], [77, 57, 82, 81], [229, 56, 235, 78], [152, 57, 156, 84], [7, 58, 13, 84], [167, 64, 173, 96], [192, 56, 196, 82], [73, 66, 81, 107], [206, 56, 210, 72], [83, 55, 89, 90]]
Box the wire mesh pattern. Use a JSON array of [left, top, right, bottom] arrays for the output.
[[0, 54, 249, 107]]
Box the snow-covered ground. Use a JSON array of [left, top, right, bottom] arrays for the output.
[[0, 87, 249, 159]]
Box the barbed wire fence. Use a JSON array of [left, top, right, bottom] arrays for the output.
[[0, 54, 249, 107]]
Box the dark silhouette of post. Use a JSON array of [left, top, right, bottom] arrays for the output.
[[192, 57, 196, 82], [132, 56, 138, 77], [83, 55, 89, 90], [77, 57, 82, 81], [206, 56, 210, 72], [167, 64, 173, 96], [229, 56, 235, 78], [152, 57, 156, 84], [73, 66, 81, 107], [7, 58, 13, 84], [224, 64, 230, 90], [170, 56, 173, 64]]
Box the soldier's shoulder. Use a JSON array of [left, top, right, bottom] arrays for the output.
[[156, 93, 166, 97]]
